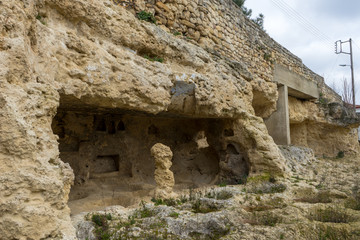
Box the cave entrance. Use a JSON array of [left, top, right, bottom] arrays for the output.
[[52, 105, 249, 214]]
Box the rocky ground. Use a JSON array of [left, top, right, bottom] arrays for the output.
[[72, 146, 360, 240]]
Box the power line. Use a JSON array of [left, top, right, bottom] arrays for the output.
[[352, 40, 360, 51], [270, 1, 328, 43], [272, 0, 332, 41], [279, 0, 332, 40], [327, 54, 341, 79], [269, 0, 332, 43]]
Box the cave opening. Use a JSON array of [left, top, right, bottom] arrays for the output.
[[51, 102, 250, 214]]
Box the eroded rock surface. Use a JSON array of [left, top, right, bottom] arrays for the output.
[[74, 152, 360, 240], [289, 96, 360, 156], [0, 0, 358, 238]]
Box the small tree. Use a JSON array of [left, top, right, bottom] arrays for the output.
[[253, 13, 264, 29], [233, 0, 264, 30], [341, 77, 353, 107]]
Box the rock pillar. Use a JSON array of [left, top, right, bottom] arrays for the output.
[[151, 143, 175, 199]]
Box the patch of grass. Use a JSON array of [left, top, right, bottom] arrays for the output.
[[91, 213, 111, 226], [125, 215, 136, 226], [247, 173, 272, 183], [318, 94, 329, 107], [169, 211, 179, 218], [143, 54, 164, 63], [317, 225, 353, 240], [134, 201, 156, 218], [295, 191, 332, 204], [136, 11, 156, 24], [173, 31, 182, 36], [205, 189, 233, 200], [249, 182, 287, 194], [36, 14, 46, 25], [94, 227, 111, 240], [308, 206, 353, 223], [216, 190, 233, 200], [299, 224, 356, 240], [245, 212, 282, 227], [344, 196, 360, 210], [218, 182, 227, 187], [236, 175, 248, 184], [263, 52, 274, 63], [91, 214, 112, 240], [151, 197, 164, 206], [192, 199, 219, 213], [179, 194, 188, 204]]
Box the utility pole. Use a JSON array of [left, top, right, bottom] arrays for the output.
[[335, 38, 355, 110]]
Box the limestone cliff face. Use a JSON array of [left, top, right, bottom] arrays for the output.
[[289, 96, 360, 156], [0, 0, 283, 238], [0, 0, 357, 239]]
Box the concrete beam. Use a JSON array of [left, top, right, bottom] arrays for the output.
[[274, 64, 319, 99], [265, 85, 291, 145]]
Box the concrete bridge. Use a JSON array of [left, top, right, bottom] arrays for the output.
[[265, 64, 319, 145]]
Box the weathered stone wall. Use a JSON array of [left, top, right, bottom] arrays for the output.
[[127, 0, 329, 89], [126, 0, 358, 155]]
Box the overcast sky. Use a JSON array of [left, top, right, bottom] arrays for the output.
[[246, 0, 360, 103]]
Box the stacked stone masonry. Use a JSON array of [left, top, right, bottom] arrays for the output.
[[126, 0, 328, 89]]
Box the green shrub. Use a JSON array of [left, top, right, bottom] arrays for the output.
[[143, 55, 164, 63], [169, 211, 179, 218], [151, 198, 180, 206], [138, 206, 155, 218], [134, 201, 156, 218], [137, 11, 156, 24], [151, 198, 164, 206], [91, 214, 112, 240], [36, 14, 46, 25], [91, 214, 110, 227], [192, 199, 219, 213], [336, 151, 345, 159]]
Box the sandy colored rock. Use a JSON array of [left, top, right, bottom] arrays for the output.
[[151, 143, 175, 199], [74, 152, 360, 240], [289, 96, 360, 156], [0, 0, 358, 238]]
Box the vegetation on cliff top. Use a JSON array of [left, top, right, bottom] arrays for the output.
[[233, 0, 265, 30]]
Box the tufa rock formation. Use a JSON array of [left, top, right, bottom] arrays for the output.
[[0, 0, 358, 239], [151, 143, 175, 199]]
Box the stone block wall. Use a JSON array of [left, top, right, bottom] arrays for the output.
[[120, 0, 328, 90]]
